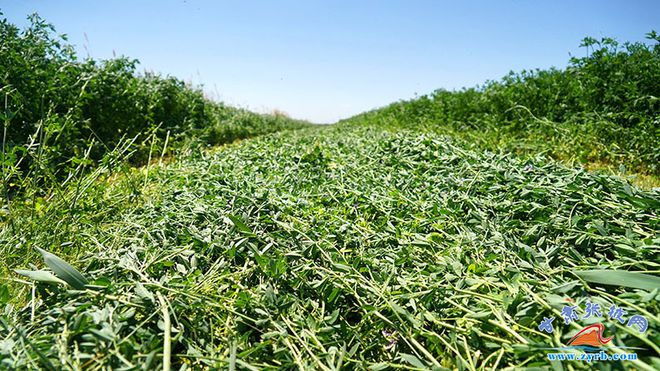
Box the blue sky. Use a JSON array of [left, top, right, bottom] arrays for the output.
[[1, 1, 658, 123]]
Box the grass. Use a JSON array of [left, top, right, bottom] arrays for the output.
[[1, 125, 658, 369]]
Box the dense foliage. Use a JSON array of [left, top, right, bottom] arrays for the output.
[[1, 126, 658, 369], [0, 13, 658, 371], [1, 14, 308, 193], [343, 33, 660, 178]]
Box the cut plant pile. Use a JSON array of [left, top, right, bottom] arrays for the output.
[[1, 125, 658, 369]]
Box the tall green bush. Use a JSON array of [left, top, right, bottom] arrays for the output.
[[345, 33, 660, 176], [0, 13, 307, 195]]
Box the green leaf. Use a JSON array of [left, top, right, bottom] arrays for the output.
[[574, 270, 660, 291], [14, 269, 67, 286], [227, 214, 254, 235], [368, 362, 390, 371], [36, 247, 88, 290], [0, 285, 10, 303], [399, 353, 427, 369]]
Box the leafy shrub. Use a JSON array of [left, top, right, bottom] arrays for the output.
[[0, 13, 307, 195], [344, 32, 660, 176]]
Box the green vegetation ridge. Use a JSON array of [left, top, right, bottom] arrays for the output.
[[342, 33, 660, 184], [1, 14, 309, 196]]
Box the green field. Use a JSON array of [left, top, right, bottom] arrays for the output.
[[1, 16, 659, 370]]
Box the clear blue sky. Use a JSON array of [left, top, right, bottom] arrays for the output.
[[1, 1, 658, 123]]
